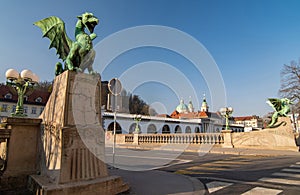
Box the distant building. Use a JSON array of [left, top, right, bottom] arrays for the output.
[[0, 84, 50, 120], [168, 96, 243, 132], [233, 115, 263, 131]]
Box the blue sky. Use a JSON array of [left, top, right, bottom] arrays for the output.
[[1, 0, 300, 116]]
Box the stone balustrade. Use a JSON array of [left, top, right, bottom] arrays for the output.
[[123, 133, 224, 145], [125, 134, 134, 143]]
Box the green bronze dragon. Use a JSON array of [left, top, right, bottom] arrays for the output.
[[266, 98, 292, 128], [34, 12, 99, 76]]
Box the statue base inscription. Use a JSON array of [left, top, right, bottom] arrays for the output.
[[29, 71, 129, 194]]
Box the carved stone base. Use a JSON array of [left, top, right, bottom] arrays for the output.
[[32, 71, 129, 194], [29, 174, 129, 195], [232, 117, 299, 151]]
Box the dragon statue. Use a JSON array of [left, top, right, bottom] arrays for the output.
[[266, 98, 292, 128], [34, 12, 99, 76]]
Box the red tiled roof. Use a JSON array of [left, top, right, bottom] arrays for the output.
[[234, 116, 259, 121], [170, 110, 180, 119], [156, 114, 171, 118], [198, 111, 208, 118], [0, 84, 50, 105], [169, 110, 222, 119]]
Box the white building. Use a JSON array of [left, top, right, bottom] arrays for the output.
[[233, 115, 263, 131]]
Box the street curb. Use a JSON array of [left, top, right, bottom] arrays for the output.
[[178, 174, 206, 195], [113, 144, 300, 157]]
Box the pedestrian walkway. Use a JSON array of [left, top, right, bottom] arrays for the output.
[[109, 168, 206, 195], [259, 161, 300, 186], [197, 161, 300, 194], [205, 180, 284, 195], [175, 155, 260, 175]]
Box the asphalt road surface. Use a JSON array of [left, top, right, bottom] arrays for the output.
[[160, 152, 300, 194]]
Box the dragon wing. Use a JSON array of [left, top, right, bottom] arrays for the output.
[[34, 16, 73, 61], [266, 98, 282, 112]]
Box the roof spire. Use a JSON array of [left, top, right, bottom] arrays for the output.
[[201, 93, 209, 112]]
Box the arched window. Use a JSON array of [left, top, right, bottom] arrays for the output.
[[147, 124, 157, 134], [175, 125, 182, 133], [129, 123, 140, 134], [195, 127, 200, 133], [185, 126, 191, 133], [4, 93, 12, 99], [107, 122, 122, 134], [23, 95, 28, 102], [35, 97, 42, 103], [162, 125, 170, 134]]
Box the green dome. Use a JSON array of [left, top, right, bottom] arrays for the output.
[[176, 99, 188, 113]]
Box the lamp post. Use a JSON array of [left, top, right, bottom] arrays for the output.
[[5, 69, 39, 117], [108, 78, 122, 169], [219, 107, 233, 130], [133, 114, 142, 134]]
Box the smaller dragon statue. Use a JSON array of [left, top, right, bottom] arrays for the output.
[[34, 12, 99, 76], [266, 98, 292, 128]]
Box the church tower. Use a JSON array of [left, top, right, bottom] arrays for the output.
[[201, 94, 209, 112]]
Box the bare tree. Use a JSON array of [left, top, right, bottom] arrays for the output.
[[279, 60, 300, 111]]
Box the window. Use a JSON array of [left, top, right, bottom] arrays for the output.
[[1, 104, 8, 112], [40, 107, 44, 114], [4, 93, 12, 99], [31, 107, 37, 114], [12, 105, 16, 112], [24, 106, 28, 114], [24, 95, 28, 102], [35, 97, 42, 103]]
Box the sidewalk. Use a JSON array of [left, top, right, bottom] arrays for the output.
[[109, 168, 206, 195], [208, 146, 300, 156], [116, 143, 300, 156]]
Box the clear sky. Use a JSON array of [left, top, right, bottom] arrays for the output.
[[1, 0, 300, 117]]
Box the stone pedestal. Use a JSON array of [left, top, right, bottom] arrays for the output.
[[221, 130, 234, 148], [0, 117, 42, 191], [30, 71, 128, 194]]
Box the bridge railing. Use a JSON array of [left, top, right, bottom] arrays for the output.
[[125, 134, 134, 143], [123, 133, 224, 145]]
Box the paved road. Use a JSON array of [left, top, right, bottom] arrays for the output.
[[160, 152, 300, 194], [105, 146, 192, 171]]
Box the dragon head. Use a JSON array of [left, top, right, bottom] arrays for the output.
[[77, 12, 99, 33], [282, 98, 293, 105]]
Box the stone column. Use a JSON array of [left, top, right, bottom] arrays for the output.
[[0, 117, 42, 191], [222, 130, 234, 148], [133, 132, 139, 145]]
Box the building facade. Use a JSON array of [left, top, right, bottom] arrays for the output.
[[233, 115, 263, 131], [0, 84, 50, 120]]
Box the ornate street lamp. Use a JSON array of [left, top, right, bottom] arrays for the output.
[[219, 107, 233, 130], [5, 69, 39, 117], [133, 114, 142, 134]]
